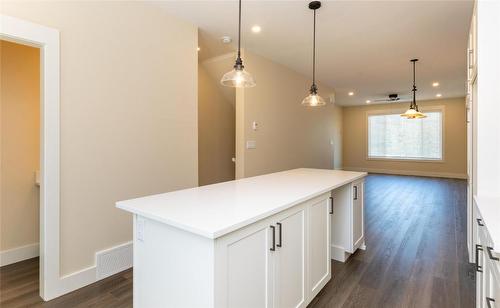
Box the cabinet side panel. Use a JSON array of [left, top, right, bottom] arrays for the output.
[[134, 216, 214, 308]]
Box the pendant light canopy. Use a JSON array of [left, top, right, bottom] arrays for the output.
[[221, 0, 256, 88], [302, 1, 326, 107], [401, 59, 426, 119]]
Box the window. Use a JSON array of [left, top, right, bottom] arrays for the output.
[[368, 110, 443, 160]]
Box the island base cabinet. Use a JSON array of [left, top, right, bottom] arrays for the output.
[[214, 193, 331, 308], [475, 201, 500, 308]]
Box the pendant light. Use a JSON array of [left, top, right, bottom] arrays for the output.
[[220, 0, 256, 88], [401, 59, 426, 119], [302, 1, 326, 107]]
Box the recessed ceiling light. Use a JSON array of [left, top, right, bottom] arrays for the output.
[[348, 92, 354, 96], [251, 25, 261, 33], [221, 36, 232, 44], [197, 47, 200, 51], [432, 82, 440, 87], [436, 93, 442, 97], [366, 100, 371, 104]]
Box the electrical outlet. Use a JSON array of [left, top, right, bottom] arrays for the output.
[[246, 140, 257, 149], [137, 216, 146, 242]]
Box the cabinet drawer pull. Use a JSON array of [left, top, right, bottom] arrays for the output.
[[276, 222, 282, 248], [270, 226, 276, 251], [354, 186, 358, 200], [486, 297, 495, 308], [487, 246, 500, 261], [329, 197, 334, 214], [477, 218, 485, 226], [476, 244, 483, 272]]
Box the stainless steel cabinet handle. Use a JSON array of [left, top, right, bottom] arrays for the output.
[[270, 226, 276, 251], [486, 297, 495, 308], [477, 218, 485, 226], [276, 222, 282, 248], [476, 244, 483, 273], [487, 246, 500, 261], [329, 197, 334, 214]]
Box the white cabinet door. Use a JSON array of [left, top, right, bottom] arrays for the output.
[[351, 181, 364, 252], [488, 262, 500, 308], [308, 197, 331, 299], [275, 207, 307, 308], [217, 222, 274, 308], [484, 244, 500, 308]]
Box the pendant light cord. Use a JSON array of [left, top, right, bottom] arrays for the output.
[[238, 0, 242, 59], [312, 8, 316, 87], [412, 59, 417, 109]]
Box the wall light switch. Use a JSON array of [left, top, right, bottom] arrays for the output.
[[246, 140, 257, 149], [252, 121, 259, 131]]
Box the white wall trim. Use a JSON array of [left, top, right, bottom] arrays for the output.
[[49, 241, 133, 296], [1, 14, 60, 300], [0, 243, 39, 266], [96, 241, 133, 280], [344, 166, 467, 179]]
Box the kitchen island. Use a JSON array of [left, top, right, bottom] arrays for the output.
[[117, 168, 367, 308]]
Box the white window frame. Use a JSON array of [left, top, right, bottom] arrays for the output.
[[365, 105, 446, 163]]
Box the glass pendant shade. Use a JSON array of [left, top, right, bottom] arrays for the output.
[[401, 107, 427, 119], [220, 0, 255, 88], [220, 67, 256, 88], [302, 92, 326, 106]]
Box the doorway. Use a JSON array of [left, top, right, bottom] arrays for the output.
[[1, 15, 61, 301], [197, 46, 237, 185], [0, 40, 41, 268]]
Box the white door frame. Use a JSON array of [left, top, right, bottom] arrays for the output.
[[1, 14, 61, 301]]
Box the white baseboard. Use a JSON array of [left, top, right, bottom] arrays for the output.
[[96, 241, 133, 280], [53, 241, 133, 298], [331, 244, 350, 263], [0, 243, 39, 266], [343, 167, 467, 179]]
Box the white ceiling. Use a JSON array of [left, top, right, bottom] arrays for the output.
[[157, 1, 473, 106]]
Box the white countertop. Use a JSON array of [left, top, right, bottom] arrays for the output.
[[475, 195, 500, 251], [117, 168, 367, 239]]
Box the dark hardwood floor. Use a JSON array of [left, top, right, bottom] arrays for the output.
[[0, 174, 475, 307], [309, 174, 476, 308]]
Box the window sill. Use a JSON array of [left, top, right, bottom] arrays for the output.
[[367, 157, 445, 163]]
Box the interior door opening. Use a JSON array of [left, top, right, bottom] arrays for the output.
[[0, 39, 41, 293]]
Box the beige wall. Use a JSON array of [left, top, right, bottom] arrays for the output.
[[0, 40, 40, 251], [198, 64, 235, 185], [238, 51, 343, 178], [342, 97, 467, 178], [2, 1, 198, 275]]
